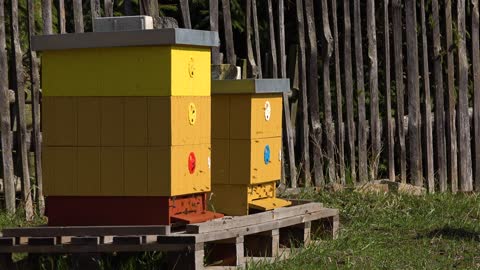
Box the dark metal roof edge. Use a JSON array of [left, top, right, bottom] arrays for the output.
[[32, 28, 219, 51]]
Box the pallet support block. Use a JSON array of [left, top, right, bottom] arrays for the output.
[[280, 221, 311, 248]]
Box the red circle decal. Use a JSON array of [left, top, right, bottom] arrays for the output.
[[188, 152, 196, 174]]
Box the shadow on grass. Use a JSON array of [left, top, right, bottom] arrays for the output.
[[417, 227, 480, 241]]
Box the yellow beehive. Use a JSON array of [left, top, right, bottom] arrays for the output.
[[211, 79, 291, 215], [35, 29, 218, 198]]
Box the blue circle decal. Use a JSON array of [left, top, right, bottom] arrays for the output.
[[264, 145, 271, 164]]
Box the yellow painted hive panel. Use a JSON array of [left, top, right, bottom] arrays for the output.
[[41, 46, 210, 97], [213, 94, 283, 140], [43, 144, 210, 197], [42, 96, 210, 147], [228, 137, 282, 185], [210, 182, 277, 216]]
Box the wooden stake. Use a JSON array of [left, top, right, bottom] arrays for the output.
[[331, 0, 345, 184], [105, 0, 113, 17], [267, 0, 277, 78], [0, 0, 15, 214], [406, 0, 423, 187], [305, 0, 325, 186], [73, 0, 84, 33], [42, 0, 52, 34], [295, 0, 311, 185], [221, 0, 236, 65], [353, 0, 368, 183], [252, 0, 262, 78], [445, 0, 458, 193], [473, 0, 480, 191], [180, 0, 192, 28], [343, 0, 356, 183], [384, 0, 395, 182], [210, 0, 220, 65], [457, 0, 473, 191], [420, 0, 434, 192], [10, 0, 34, 220], [58, 0, 66, 33]]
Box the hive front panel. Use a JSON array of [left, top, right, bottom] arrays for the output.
[[36, 28, 222, 225]]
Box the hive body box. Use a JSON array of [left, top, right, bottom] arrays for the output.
[[33, 28, 223, 225], [211, 79, 291, 215]]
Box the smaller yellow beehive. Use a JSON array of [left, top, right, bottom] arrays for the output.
[[211, 79, 291, 215]]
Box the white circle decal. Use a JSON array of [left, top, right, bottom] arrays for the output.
[[264, 101, 271, 121]]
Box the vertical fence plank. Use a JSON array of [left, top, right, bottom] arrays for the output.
[[406, 0, 423, 187], [392, 0, 406, 183], [354, 0, 368, 183], [221, 0, 236, 65], [267, 0, 277, 78], [252, 0, 262, 78], [384, 0, 395, 182], [305, 0, 324, 186], [278, 0, 286, 78], [140, 0, 159, 25], [320, 0, 335, 182], [367, 0, 380, 180], [91, 0, 101, 27], [343, 0, 356, 183], [278, 0, 296, 187], [10, 0, 34, 220], [0, 0, 15, 214], [246, 0, 257, 76], [73, 0, 84, 32], [124, 0, 132, 15], [445, 0, 458, 193], [28, 0, 45, 214], [457, 0, 473, 192], [331, 0, 345, 183], [42, 0, 53, 34], [210, 0, 220, 65], [58, 0, 66, 33], [180, 0, 192, 28], [473, 0, 480, 191], [432, 0, 447, 192], [295, 0, 312, 185], [105, 0, 113, 17], [420, 0, 434, 192]]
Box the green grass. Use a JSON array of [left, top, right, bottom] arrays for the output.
[[250, 189, 480, 269], [3, 190, 480, 269]]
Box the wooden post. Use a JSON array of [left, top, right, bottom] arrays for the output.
[[0, 0, 15, 214], [367, 0, 380, 180], [42, 0, 52, 34], [90, 0, 101, 27], [392, 0, 406, 183], [73, 0, 84, 33], [210, 0, 220, 65], [252, 0, 262, 78], [473, 0, 480, 191], [445, 0, 458, 193], [295, 0, 312, 185], [431, 0, 447, 192], [354, 0, 368, 183], [343, 0, 356, 183], [221, 0, 236, 65], [28, 0, 45, 214], [278, 0, 296, 187], [305, 0, 325, 186], [406, 0, 423, 187], [331, 0, 345, 184], [420, 0, 434, 192], [267, 0, 277, 78], [457, 0, 473, 192], [320, 0, 335, 183], [124, 0, 132, 15], [105, 0, 113, 17], [10, 0, 34, 220], [180, 0, 192, 29], [384, 0, 394, 182], [246, 0, 257, 77], [58, 0, 66, 33]]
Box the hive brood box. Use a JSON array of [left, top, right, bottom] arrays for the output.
[[211, 79, 291, 216], [33, 28, 222, 225]]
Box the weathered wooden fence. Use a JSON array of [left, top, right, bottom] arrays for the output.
[[1, 0, 480, 219]]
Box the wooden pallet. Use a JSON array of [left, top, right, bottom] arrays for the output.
[[0, 201, 339, 270]]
